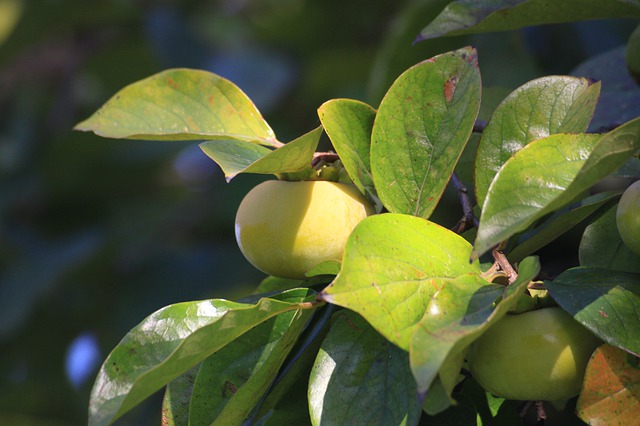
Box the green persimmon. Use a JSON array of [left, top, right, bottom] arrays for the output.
[[467, 307, 601, 402], [616, 180, 640, 256], [235, 180, 375, 279]]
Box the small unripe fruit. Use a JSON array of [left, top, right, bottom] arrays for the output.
[[467, 307, 601, 402], [235, 180, 374, 279], [616, 180, 640, 256]]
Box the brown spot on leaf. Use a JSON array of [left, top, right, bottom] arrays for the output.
[[444, 76, 458, 102], [599, 310, 609, 318], [223, 380, 237, 398], [166, 77, 179, 90]]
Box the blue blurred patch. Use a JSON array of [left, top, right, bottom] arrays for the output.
[[65, 332, 101, 389]]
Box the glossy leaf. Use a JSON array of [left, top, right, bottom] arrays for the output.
[[371, 47, 481, 218], [162, 366, 199, 426], [579, 203, 640, 273], [88, 288, 317, 426], [474, 76, 600, 205], [546, 267, 640, 357], [199, 126, 322, 181], [410, 256, 539, 394], [577, 344, 640, 425], [308, 310, 422, 426], [416, 0, 640, 42], [318, 99, 376, 198], [474, 117, 640, 259], [318, 213, 482, 349], [508, 191, 620, 263], [75, 68, 278, 145], [188, 308, 314, 426]]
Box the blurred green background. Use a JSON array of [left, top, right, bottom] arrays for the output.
[[0, 0, 635, 424]]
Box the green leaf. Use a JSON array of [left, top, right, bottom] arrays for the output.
[[410, 256, 539, 394], [75, 68, 278, 146], [546, 267, 640, 357], [370, 47, 481, 218], [162, 366, 199, 426], [579, 202, 640, 273], [474, 76, 600, 205], [473, 117, 640, 259], [318, 213, 482, 350], [577, 344, 640, 425], [416, 0, 640, 42], [199, 126, 322, 181], [423, 393, 478, 425], [308, 310, 422, 426], [508, 191, 621, 263], [188, 308, 314, 426], [88, 288, 317, 426], [254, 305, 334, 424], [318, 99, 376, 198]]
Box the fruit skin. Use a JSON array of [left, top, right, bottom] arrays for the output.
[[467, 307, 601, 402], [235, 180, 375, 279], [616, 180, 640, 256]]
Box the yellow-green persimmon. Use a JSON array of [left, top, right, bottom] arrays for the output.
[[235, 180, 375, 279], [467, 307, 601, 402], [616, 180, 640, 256]]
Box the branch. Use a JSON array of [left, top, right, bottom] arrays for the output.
[[491, 248, 517, 284], [450, 172, 479, 233], [473, 119, 487, 133]]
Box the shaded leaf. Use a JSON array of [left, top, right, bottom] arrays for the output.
[[416, 0, 640, 42], [75, 68, 278, 145], [200, 126, 322, 181], [508, 191, 621, 263], [371, 47, 481, 218], [422, 377, 458, 415], [318, 99, 377, 198], [161, 366, 199, 426], [88, 288, 317, 426], [461, 378, 521, 426], [579, 202, 640, 273], [318, 213, 482, 349], [308, 310, 422, 426], [474, 76, 600, 205], [423, 393, 478, 425], [572, 46, 640, 132], [577, 344, 640, 425], [188, 308, 314, 426], [474, 117, 640, 259], [546, 267, 640, 357], [410, 256, 538, 394]]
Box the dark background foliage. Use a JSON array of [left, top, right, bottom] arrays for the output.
[[0, 1, 634, 424]]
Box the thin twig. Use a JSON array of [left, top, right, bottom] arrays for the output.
[[450, 172, 479, 233], [491, 249, 517, 284], [535, 401, 547, 425], [473, 119, 487, 133], [519, 400, 534, 418]]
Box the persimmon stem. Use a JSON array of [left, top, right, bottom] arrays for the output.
[[311, 151, 340, 167]]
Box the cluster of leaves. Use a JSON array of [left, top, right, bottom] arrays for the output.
[[75, 2, 640, 425]]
